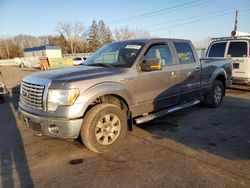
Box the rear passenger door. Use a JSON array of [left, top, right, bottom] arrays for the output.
[[173, 41, 201, 101]]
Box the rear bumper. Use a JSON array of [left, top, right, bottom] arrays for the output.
[[18, 107, 83, 139], [226, 79, 233, 88], [232, 77, 250, 84]]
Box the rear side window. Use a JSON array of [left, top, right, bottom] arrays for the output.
[[207, 42, 226, 57], [174, 42, 195, 64], [227, 42, 248, 57]]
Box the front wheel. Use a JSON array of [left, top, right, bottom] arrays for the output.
[[0, 95, 5, 104], [80, 103, 127, 153], [204, 80, 224, 108]]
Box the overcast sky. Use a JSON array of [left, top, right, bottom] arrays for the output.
[[0, 0, 250, 42]]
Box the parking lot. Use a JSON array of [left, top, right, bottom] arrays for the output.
[[0, 66, 250, 187]]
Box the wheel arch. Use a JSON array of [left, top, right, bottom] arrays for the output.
[[77, 82, 134, 122], [211, 67, 227, 92]]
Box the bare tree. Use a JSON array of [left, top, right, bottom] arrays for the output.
[[113, 26, 134, 40], [113, 26, 153, 41], [48, 34, 70, 54], [193, 37, 212, 49], [57, 22, 85, 53], [0, 38, 23, 59], [13, 35, 47, 49], [133, 29, 152, 39]]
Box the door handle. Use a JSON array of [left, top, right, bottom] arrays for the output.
[[194, 67, 201, 72]]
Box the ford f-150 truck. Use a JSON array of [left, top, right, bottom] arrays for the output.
[[18, 38, 232, 153]]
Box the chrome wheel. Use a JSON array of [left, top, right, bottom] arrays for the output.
[[95, 114, 121, 145], [214, 85, 222, 104]]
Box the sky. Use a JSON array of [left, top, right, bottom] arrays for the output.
[[0, 0, 250, 42]]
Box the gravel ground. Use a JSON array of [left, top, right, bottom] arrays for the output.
[[0, 66, 250, 188]]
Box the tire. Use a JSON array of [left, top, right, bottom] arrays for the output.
[[0, 95, 4, 104], [204, 80, 224, 108], [80, 103, 127, 153]]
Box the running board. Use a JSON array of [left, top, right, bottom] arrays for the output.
[[135, 100, 200, 124]]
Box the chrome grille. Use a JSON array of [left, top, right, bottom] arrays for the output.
[[20, 81, 45, 109]]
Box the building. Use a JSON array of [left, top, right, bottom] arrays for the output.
[[23, 46, 62, 58]]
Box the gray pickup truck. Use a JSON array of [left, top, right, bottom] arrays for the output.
[[18, 38, 232, 153]]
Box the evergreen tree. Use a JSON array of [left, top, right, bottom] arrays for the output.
[[98, 20, 113, 46], [87, 20, 100, 52]]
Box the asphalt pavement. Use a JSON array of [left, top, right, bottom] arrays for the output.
[[0, 67, 250, 188]]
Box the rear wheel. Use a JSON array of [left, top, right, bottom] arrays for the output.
[[80, 103, 127, 153], [204, 80, 224, 108]]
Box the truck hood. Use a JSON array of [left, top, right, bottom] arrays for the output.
[[23, 65, 128, 89], [26, 65, 123, 82]]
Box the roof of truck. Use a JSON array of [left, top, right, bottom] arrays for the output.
[[111, 38, 190, 43], [211, 36, 250, 42]]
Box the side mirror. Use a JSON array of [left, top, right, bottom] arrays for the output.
[[141, 58, 162, 71]]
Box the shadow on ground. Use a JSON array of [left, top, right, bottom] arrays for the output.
[[0, 85, 34, 187], [139, 95, 250, 160]]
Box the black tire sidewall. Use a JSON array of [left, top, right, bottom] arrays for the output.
[[210, 80, 224, 107], [81, 104, 127, 153], [0, 96, 4, 104]]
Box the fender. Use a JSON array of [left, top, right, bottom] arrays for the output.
[[76, 82, 135, 116], [210, 67, 227, 85], [200, 67, 227, 96]]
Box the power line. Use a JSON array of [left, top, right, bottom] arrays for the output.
[[153, 8, 250, 32], [107, 0, 213, 25], [128, 0, 216, 24], [155, 12, 234, 31], [137, 4, 250, 30]]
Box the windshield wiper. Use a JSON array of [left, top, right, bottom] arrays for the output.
[[87, 63, 114, 68]]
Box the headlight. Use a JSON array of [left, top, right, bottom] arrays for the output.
[[47, 89, 79, 111]]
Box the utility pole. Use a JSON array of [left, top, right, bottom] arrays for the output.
[[5, 40, 10, 59], [234, 10, 239, 32], [231, 10, 239, 37]]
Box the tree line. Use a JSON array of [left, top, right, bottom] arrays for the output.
[[0, 20, 154, 59]]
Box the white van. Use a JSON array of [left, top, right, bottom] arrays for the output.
[[206, 37, 250, 84]]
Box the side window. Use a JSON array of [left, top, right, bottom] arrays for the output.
[[227, 42, 247, 57], [174, 42, 195, 64], [207, 42, 226, 57], [144, 44, 173, 66]]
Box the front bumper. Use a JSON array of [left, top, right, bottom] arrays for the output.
[[18, 107, 83, 139]]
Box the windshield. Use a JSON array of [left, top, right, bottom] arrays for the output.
[[83, 41, 144, 68]]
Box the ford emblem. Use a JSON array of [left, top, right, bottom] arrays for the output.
[[22, 90, 29, 97]]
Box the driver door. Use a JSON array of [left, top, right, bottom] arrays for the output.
[[133, 43, 180, 116]]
